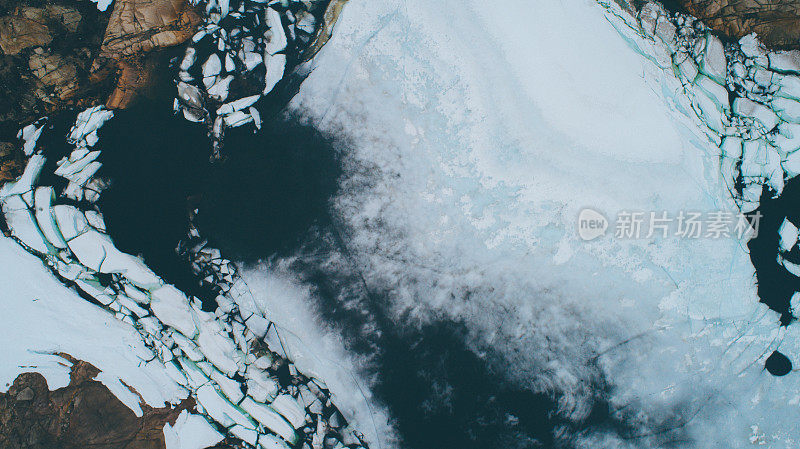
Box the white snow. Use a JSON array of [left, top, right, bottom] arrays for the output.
[[89, 0, 113, 11], [283, 0, 798, 446], [18, 122, 45, 156], [780, 219, 799, 252], [263, 53, 285, 94], [69, 106, 114, 145], [0, 236, 184, 405], [150, 285, 199, 339], [265, 8, 287, 55], [33, 187, 67, 249], [217, 94, 261, 116], [163, 410, 224, 449], [239, 397, 297, 444]]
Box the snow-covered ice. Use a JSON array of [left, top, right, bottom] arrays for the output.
[[280, 0, 800, 446]]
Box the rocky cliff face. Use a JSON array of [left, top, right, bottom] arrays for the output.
[[676, 1, 800, 50], [0, 0, 200, 139], [98, 0, 201, 108]]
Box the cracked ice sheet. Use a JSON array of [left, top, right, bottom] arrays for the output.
[[290, 0, 800, 447], [239, 266, 397, 447], [0, 236, 184, 408]]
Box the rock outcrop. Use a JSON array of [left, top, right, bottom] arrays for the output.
[[0, 355, 195, 449], [0, 0, 202, 141], [97, 0, 202, 108], [0, 0, 109, 133], [676, 1, 800, 50]]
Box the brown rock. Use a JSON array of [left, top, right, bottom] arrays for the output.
[[677, 0, 800, 50], [101, 0, 201, 58], [304, 0, 348, 62], [105, 56, 155, 109], [0, 141, 13, 158], [0, 141, 23, 184], [28, 49, 81, 102], [0, 15, 52, 55], [0, 0, 108, 132], [15, 387, 34, 401], [97, 0, 201, 109], [0, 355, 196, 449], [45, 5, 83, 33]]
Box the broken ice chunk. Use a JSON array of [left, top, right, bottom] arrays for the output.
[[249, 107, 261, 130], [89, 0, 113, 12], [769, 51, 800, 75], [780, 219, 799, 251], [174, 333, 205, 362], [163, 410, 224, 449], [69, 106, 114, 145], [720, 136, 743, 159], [150, 285, 199, 338], [296, 12, 316, 34], [701, 33, 727, 83], [180, 48, 197, 71], [773, 97, 800, 123], [203, 54, 222, 77], [202, 54, 222, 89], [733, 97, 779, 130], [99, 243, 162, 289], [216, 95, 261, 115], [695, 75, 729, 111], [2, 195, 50, 254], [208, 75, 235, 101], [66, 229, 114, 271], [0, 154, 45, 198], [223, 111, 253, 128], [240, 398, 298, 444], [84, 210, 106, 232], [66, 161, 102, 189], [270, 394, 307, 428], [218, 0, 230, 17], [210, 368, 244, 403], [265, 8, 287, 55], [692, 89, 725, 133], [18, 122, 45, 156], [229, 425, 258, 446], [264, 53, 286, 94], [241, 51, 263, 71], [740, 33, 768, 60], [55, 150, 101, 178], [33, 187, 67, 249], [777, 76, 800, 101], [784, 151, 800, 177], [196, 384, 256, 429], [775, 123, 800, 153], [195, 312, 240, 376], [116, 295, 149, 317], [52, 205, 90, 241], [245, 367, 279, 403]]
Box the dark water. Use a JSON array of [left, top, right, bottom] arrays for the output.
[[94, 99, 340, 309], [747, 180, 800, 376], [747, 181, 800, 326], [766, 350, 793, 376]]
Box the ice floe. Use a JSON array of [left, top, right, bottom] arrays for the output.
[[1, 103, 372, 449]]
